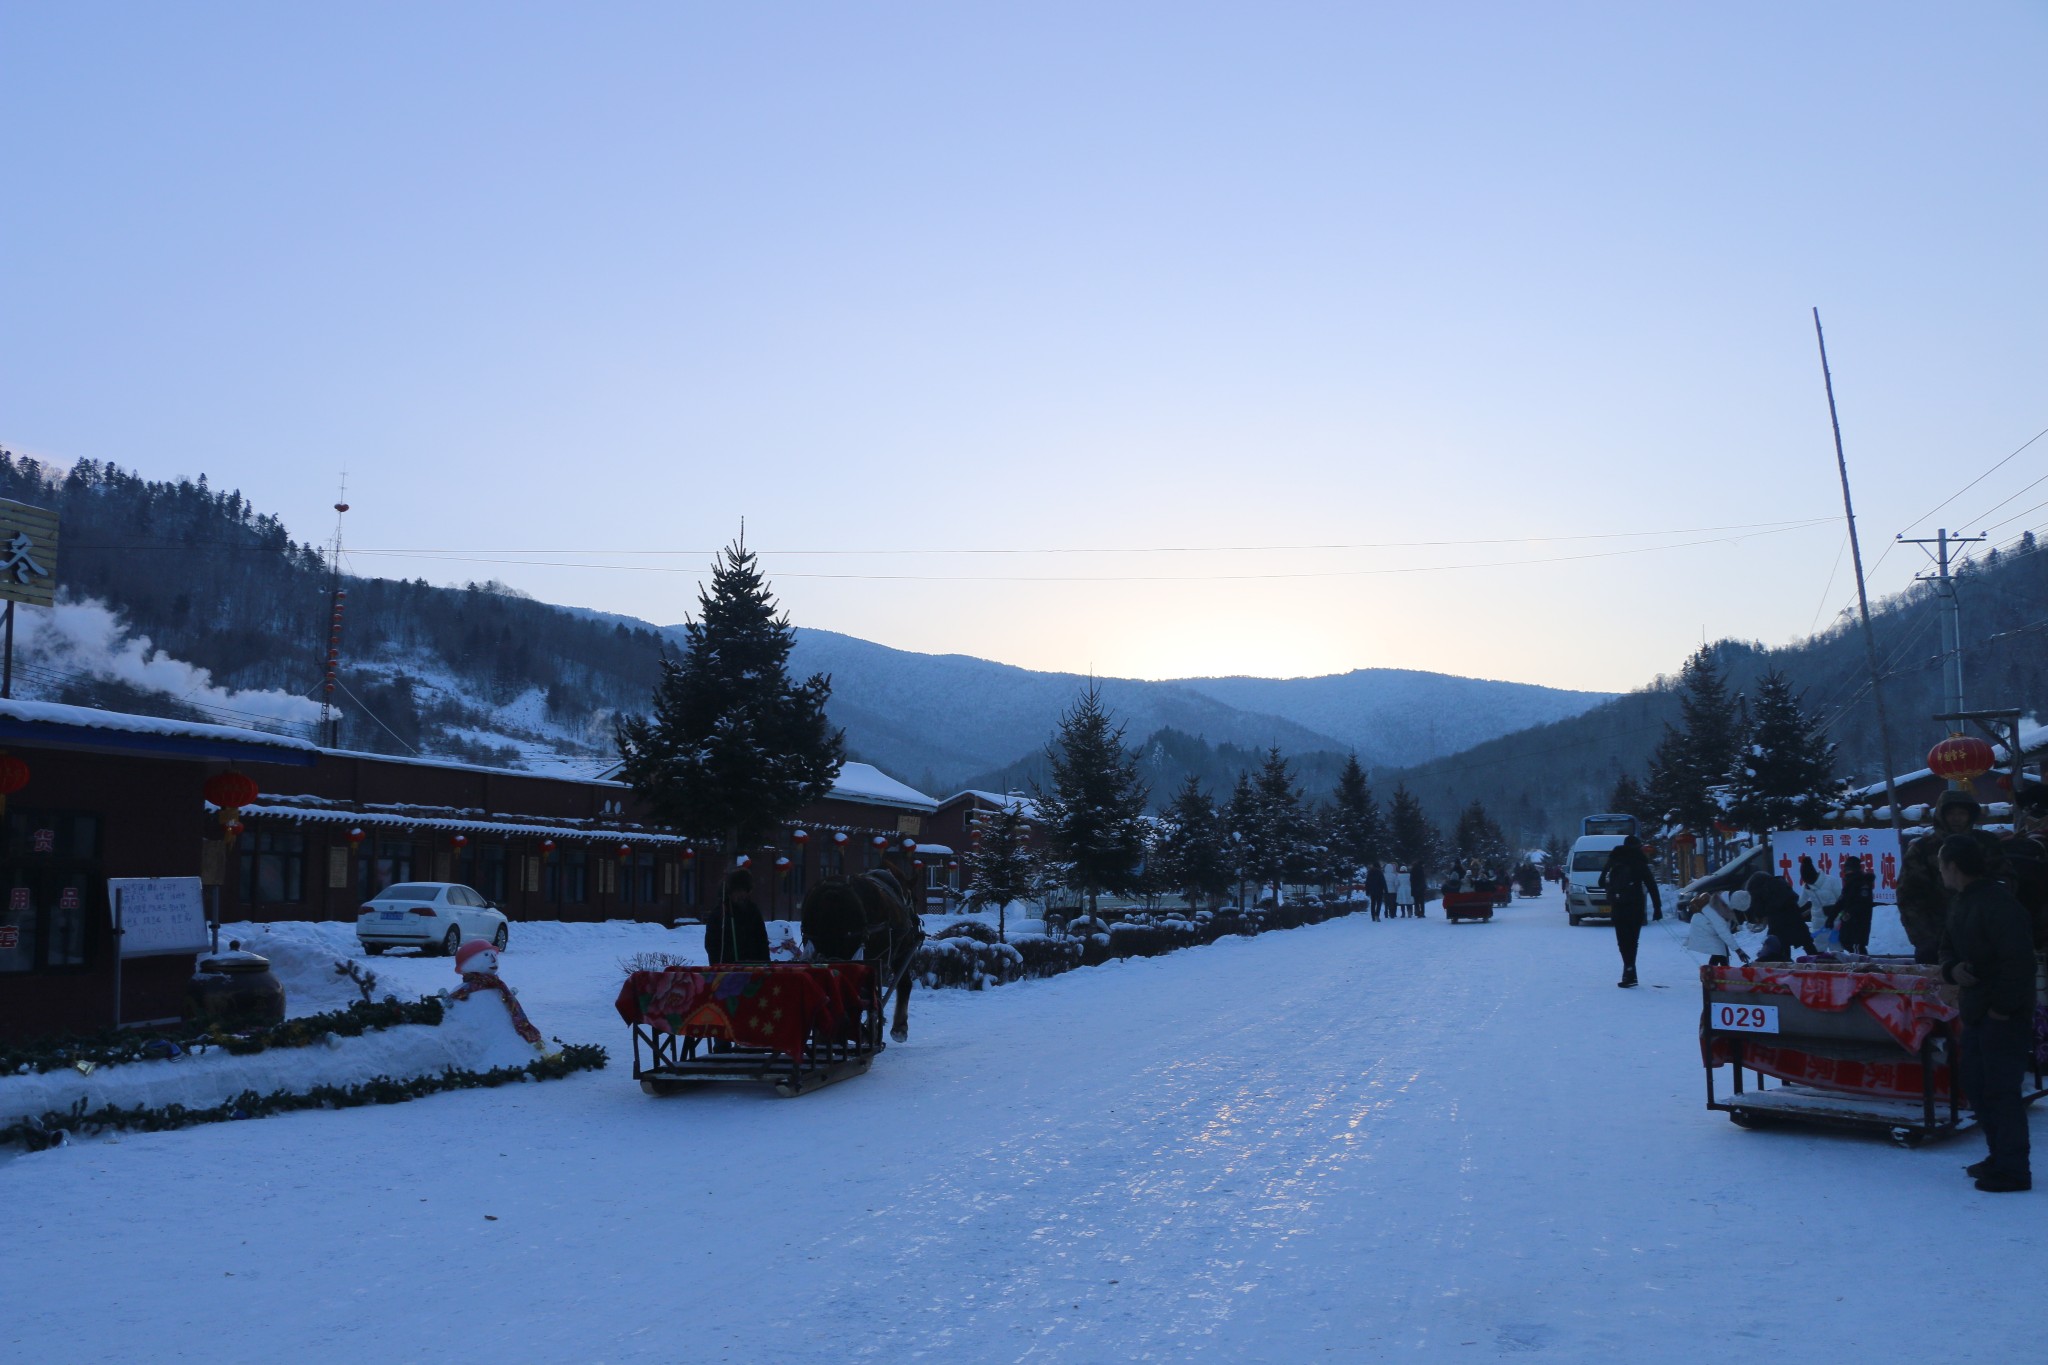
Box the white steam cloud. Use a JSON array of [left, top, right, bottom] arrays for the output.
[[16, 596, 324, 730]]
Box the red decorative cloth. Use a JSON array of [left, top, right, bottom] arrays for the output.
[[615, 963, 871, 1063], [1704, 963, 1960, 1100], [451, 972, 543, 1047]]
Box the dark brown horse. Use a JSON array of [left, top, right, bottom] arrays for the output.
[[799, 855, 926, 1042]]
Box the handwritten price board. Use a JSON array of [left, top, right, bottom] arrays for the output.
[[1711, 1002, 1780, 1034], [107, 876, 209, 958]]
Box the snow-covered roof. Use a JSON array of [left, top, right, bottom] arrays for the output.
[[236, 802, 699, 847], [946, 789, 1041, 817], [1845, 718, 2046, 800], [827, 762, 937, 812], [320, 746, 627, 785], [0, 698, 318, 763]]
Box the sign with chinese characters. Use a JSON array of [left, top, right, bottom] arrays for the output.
[[1770, 828, 1904, 905], [0, 498, 59, 608], [107, 876, 209, 958]]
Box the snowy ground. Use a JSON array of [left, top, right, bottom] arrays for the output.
[[6, 888, 2040, 1362]]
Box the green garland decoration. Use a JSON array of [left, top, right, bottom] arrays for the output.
[[4, 1041, 608, 1150], [1, 996, 450, 1078]]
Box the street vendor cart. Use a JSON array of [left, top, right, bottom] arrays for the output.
[[615, 961, 882, 1097], [1702, 960, 2047, 1146]]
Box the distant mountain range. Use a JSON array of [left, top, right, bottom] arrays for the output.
[[772, 628, 1612, 797]]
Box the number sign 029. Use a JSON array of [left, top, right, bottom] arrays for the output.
[[1711, 1002, 1779, 1034]]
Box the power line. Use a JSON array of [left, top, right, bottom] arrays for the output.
[[1896, 421, 2048, 536]]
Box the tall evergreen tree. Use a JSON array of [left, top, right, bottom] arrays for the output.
[[1608, 773, 1656, 826], [1453, 799, 1511, 870], [1724, 668, 1843, 834], [1032, 684, 1149, 916], [1388, 782, 1439, 871], [614, 541, 845, 851], [965, 798, 1036, 941], [1644, 646, 1743, 831], [1249, 746, 1311, 898], [1224, 771, 1259, 908], [1327, 754, 1386, 875], [1157, 775, 1230, 912]]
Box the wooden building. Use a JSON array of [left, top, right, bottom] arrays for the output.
[[0, 700, 317, 1043]]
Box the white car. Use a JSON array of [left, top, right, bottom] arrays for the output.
[[356, 882, 509, 956]]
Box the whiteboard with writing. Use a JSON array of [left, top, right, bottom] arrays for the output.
[[107, 876, 210, 958]]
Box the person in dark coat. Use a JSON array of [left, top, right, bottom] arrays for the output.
[[1409, 864, 1428, 918], [1938, 835, 2036, 1192], [1364, 862, 1388, 921], [703, 867, 771, 964], [1746, 871, 1814, 963], [1835, 855, 1875, 955], [1597, 835, 1662, 987], [1897, 789, 2009, 962]]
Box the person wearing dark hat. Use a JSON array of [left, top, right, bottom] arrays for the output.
[[1836, 855, 1875, 955], [703, 867, 771, 964], [1896, 789, 2008, 963], [1938, 834, 2036, 1193]]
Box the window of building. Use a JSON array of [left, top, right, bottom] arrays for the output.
[[0, 810, 100, 975], [561, 847, 588, 904], [633, 852, 657, 905], [239, 829, 306, 906], [478, 844, 508, 904], [359, 838, 415, 899]]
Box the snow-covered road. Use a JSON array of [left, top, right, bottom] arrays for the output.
[[8, 892, 2042, 1362]]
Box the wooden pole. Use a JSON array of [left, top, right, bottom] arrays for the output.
[[3, 598, 13, 700], [1813, 308, 1906, 833]]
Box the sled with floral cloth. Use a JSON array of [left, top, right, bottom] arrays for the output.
[[615, 962, 881, 1097]]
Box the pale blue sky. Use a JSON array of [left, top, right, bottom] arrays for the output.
[[4, 3, 2043, 692]]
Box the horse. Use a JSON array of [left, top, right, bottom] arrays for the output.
[[799, 855, 926, 1043]]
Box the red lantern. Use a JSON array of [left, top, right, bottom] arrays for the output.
[[1928, 734, 1995, 783], [947, 860, 959, 871], [913, 858, 925, 868], [451, 833, 469, 851], [792, 829, 809, 844], [681, 847, 695, 862], [833, 832, 848, 845], [0, 753, 28, 818], [541, 839, 557, 856], [203, 771, 261, 812], [618, 843, 632, 859], [346, 827, 366, 848], [872, 835, 888, 848], [903, 839, 918, 853], [737, 853, 751, 867], [776, 855, 790, 868]]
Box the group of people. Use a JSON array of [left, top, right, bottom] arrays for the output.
[[1361, 862, 1425, 920]]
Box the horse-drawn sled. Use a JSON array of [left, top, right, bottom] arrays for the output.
[[1441, 887, 1498, 922], [614, 860, 925, 1098]]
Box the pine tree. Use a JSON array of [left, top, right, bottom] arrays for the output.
[[1032, 684, 1149, 916], [1224, 771, 1259, 909], [1724, 668, 1842, 834], [1250, 747, 1311, 901], [614, 540, 845, 852], [1644, 646, 1742, 831], [1157, 775, 1229, 912], [1453, 799, 1510, 871], [965, 798, 1035, 941], [1327, 754, 1386, 876], [1388, 782, 1439, 872], [1608, 773, 1655, 826]]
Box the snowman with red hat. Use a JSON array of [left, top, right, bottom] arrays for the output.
[[448, 938, 543, 1048]]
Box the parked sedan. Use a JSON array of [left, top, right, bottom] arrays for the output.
[[356, 882, 509, 956]]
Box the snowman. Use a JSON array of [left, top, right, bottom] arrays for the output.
[[448, 938, 543, 1048]]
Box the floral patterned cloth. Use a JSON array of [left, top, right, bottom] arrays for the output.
[[615, 964, 871, 1063], [1704, 962, 1959, 1099]]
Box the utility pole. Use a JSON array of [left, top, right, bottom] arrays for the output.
[[1813, 309, 1906, 833], [321, 479, 351, 749], [1900, 526, 1987, 788]]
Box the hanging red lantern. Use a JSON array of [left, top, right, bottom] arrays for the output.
[[737, 853, 751, 867], [540, 838, 557, 856], [0, 753, 29, 818], [346, 827, 366, 848], [203, 771, 261, 812], [913, 858, 925, 868], [947, 860, 959, 871], [792, 829, 809, 844], [680, 847, 695, 862], [832, 831, 848, 845], [872, 835, 888, 848], [618, 843, 632, 859], [903, 839, 918, 853], [450, 832, 469, 851], [776, 855, 791, 868], [1928, 734, 1995, 783]]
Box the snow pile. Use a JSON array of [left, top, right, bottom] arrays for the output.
[[0, 991, 545, 1129]]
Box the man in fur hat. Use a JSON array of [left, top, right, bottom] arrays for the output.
[[1897, 788, 2008, 962]]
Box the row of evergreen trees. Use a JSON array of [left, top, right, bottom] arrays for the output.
[[1607, 647, 1842, 835], [988, 687, 1523, 917]]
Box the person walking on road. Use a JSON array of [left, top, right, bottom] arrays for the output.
[[1598, 835, 1661, 987], [1938, 835, 2036, 1193], [1364, 861, 1388, 921]]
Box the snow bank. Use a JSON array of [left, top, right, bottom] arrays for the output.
[[0, 991, 544, 1128]]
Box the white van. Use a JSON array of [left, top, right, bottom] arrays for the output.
[[1564, 835, 1628, 926]]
